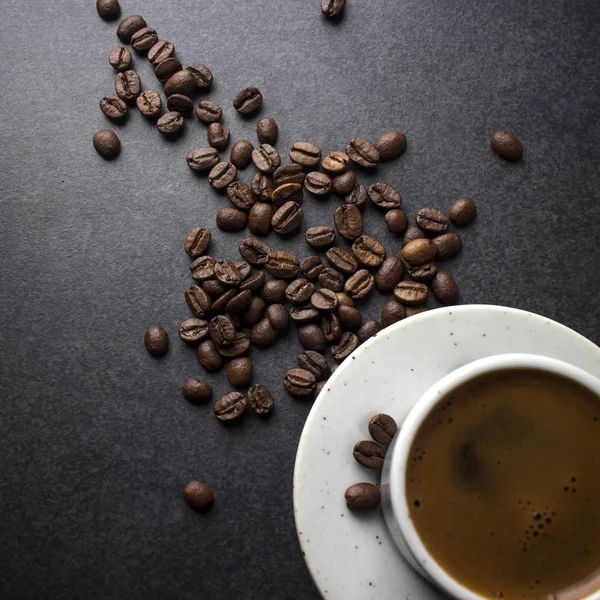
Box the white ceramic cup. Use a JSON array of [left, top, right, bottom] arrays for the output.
[[381, 353, 600, 600]]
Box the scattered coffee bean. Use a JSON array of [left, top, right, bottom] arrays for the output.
[[157, 111, 184, 136], [226, 357, 253, 388], [346, 138, 380, 168], [298, 350, 329, 379], [115, 70, 141, 104], [184, 226, 211, 257], [407, 262, 437, 282], [144, 325, 168, 356], [345, 482, 380, 514], [188, 63, 213, 89], [331, 170, 356, 196], [185, 285, 212, 318], [326, 247, 358, 275], [216, 207, 247, 232], [274, 163, 305, 187], [285, 279, 314, 305], [385, 209, 408, 234], [305, 171, 332, 196], [208, 162, 237, 190], [100, 94, 128, 121], [155, 57, 182, 84], [266, 303, 291, 330], [130, 27, 158, 53], [334, 205, 363, 242], [239, 271, 265, 293], [248, 202, 273, 236], [449, 197, 477, 227], [491, 130, 523, 161], [261, 279, 288, 304], [311, 289, 339, 312], [336, 292, 354, 307], [345, 184, 368, 210], [352, 235, 386, 268], [256, 117, 278, 145], [183, 481, 214, 512], [321, 313, 342, 344], [381, 300, 406, 327], [182, 378, 213, 405], [344, 269, 374, 300], [247, 384, 274, 416], [394, 281, 429, 305], [207, 122, 230, 150], [229, 140, 254, 169], [249, 318, 280, 349], [322, 151, 349, 174], [251, 173, 274, 202], [226, 182, 256, 211], [164, 69, 197, 97], [354, 440, 385, 470], [305, 226, 335, 249], [109, 47, 131, 71], [416, 207, 449, 234], [331, 331, 359, 360], [433, 232, 462, 260], [272, 183, 303, 208], [337, 305, 363, 331], [148, 40, 175, 65], [179, 317, 209, 343], [238, 238, 270, 265], [166, 93, 193, 117], [375, 257, 405, 293], [233, 86, 263, 115], [265, 251, 299, 279], [402, 226, 425, 245], [290, 305, 319, 324], [97, 0, 121, 20], [93, 129, 121, 160], [375, 131, 407, 161], [242, 296, 266, 327], [252, 144, 281, 174], [406, 305, 428, 317], [368, 182, 402, 210], [297, 324, 327, 352], [186, 147, 219, 172], [197, 339, 224, 372], [289, 141, 321, 168], [318, 268, 345, 292], [283, 368, 316, 398], [401, 238, 438, 265], [357, 319, 382, 343], [369, 413, 398, 445], [136, 89, 162, 119], [117, 15, 146, 43], [300, 256, 324, 280], [272, 201, 303, 235], [196, 100, 223, 124], [432, 271, 459, 304], [214, 391, 247, 422], [321, 0, 346, 18]]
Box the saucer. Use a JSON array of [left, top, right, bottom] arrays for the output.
[[293, 305, 600, 600]]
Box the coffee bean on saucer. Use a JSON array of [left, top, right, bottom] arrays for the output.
[[306, 226, 335, 249], [402, 226, 425, 246], [352, 235, 386, 268], [321, 313, 342, 344], [233, 86, 263, 115], [249, 318, 280, 349], [265, 250, 299, 279], [155, 57, 182, 84], [242, 296, 266, 327], [311, 288, 339, 312], [416, 208, 449, 234], [157, 111, 184, 136], [354, 440, 385, 470], [109, 47, 131, 71], [239, 238, 271, 265], [214, 392, 247, 422], [345, 482, 380, 514], [346, 138, 380, 168], [394, 281, 429, 305], [381, 300, 406, 327], [300, 256, 324, 280], [100, 94, 127, 121], [334, 205, 363, 242], [179, 317, 209, 343], [261, 279, 288, 304], [230, 140, 254, 169], [252, 144, 281, 174], [136, 89, 162, 119], [251, 173, 274, 202], [297, 324, 327, 352], [144, 325, 168, 356], [182, 378, 213, 405], [117, 15, 146, 43], [375, 131, 406, 161], [336, 292, 354, 307], [449, 198, 477, 227], [331, 170, 356, 196], [345, 184, 368, 210], [197, 340, 224, 372], [188, 63, 213, 90], [93, 129, 121, 160], [298, 350, 329, 380], [183, 481, 214, 512], [375, 257, 405, 293], [331, 331, 359, 360], [401, 238, 438, 265], [289, 141, 321, 168], [385, 209, 408, 234], [432, 271, 459, 305], [272, 201, 303, 235], [344, 269, 374, 300], [274, 163, 305, 187], [337, 305, 363, 331], [247, 384, 274, 415], [318, 268, 344, 292], [491, 130, 523, 161], [226, 357, 252, 388], [407, 262, 437, 282], [97, 0, 120, 20], [369, 413, 398, 445], [267, 303, 290, 329], [217, 207, 247, 232], [248, 202, 273, 236], [285, 279, 314, 305], [256, 117, 278, 145], [283, 368, 316, 398], [357, 320, 382, 343], [433, 233, 462, 260], [184, 227, 211, 257], [196, 100, 223, 124], [305, 172, 332, 196], [289, 305, 319, 325], [130, 27, 158, 53], [148, 40, 174, 65], [368, 182, 402, 210], [321, 0, 346, 18], [209, 162, 237, 190], [273, 183, 304, 208], [326, 247, 358, 275]]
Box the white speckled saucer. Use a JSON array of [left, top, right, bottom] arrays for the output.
[[293, 305, 600, 600]]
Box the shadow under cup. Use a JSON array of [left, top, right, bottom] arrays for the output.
[[381, 354, 600, 600]]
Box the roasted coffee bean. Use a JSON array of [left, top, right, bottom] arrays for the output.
[[344, 269, 375, 300], [305, 226, 335, 249], [326, 247, 358, 275], [182, 378, 213, 405], [406, 305, 428, 317], [109, 47, 131, 71], [314, 380, 326, 397], [239, 238, 270, 265], [207, 122, 230, 150], [226, 357, 252, 388], [183, 481, 214, 512], [369, 413, 398, 445], [274, 163, 305, 187], [163, 71, 194, 98], [233, 86, 263, 115], [345, 184, 368, 210], [368, 182, 402, 210], [226, 290, 252, 315], [416, 208, 449, 234], [331, 170, 356, 196], [239, 271, 265, 293], [130, 27, 158, 53], [336, 292, 354, 307], [144, 325, 168, 356], [214, 260, 243, 288], [179, 317, 209, 343], [261, 279, 288, 304], [117, 15, 146, 43], [208, 162, 237, 190], [252, 144, 280, 174], [285, 279, 314, 305], [289, 141, 321, 168], [354, 440, 385, 470], [230, 140, 254, 169], [381, 300, 406, 327], [249, 318, 280, 349], [322, 151, 349, 174], [357, 320, 382, 343], [266, 303, 290, 330], [188, 63, 213, 89], [352, 235, 386, 268], [100, 94, 128, 121], [375, 131, 407, 161], [185, 285, 212, 318], [432, 271, 459, 304], [331, 331, 359, 360], [311, 289, 339, 312], [321, 313, 342, 344], [166, 93, 193, 117], [491, 130, 523, 161], [247, 384, 274, 416], [234, 259, 251, 279], [214, 391, 247, 422], [433, 233, 462, 260], [449, 197, 476, 227], [345, 482, 380, 513], [385, 209, 408, 234], [407, 262, 437, 282], [184, 226, 211, 257], [394, 281, 429, 305], [251, 173, 274, 202], [186, 147, 219, 172], [346, 138, 380, 168], [334, 205, 363, 242], [337, 305, 363, 331], [403, 226, 426, 245], [298, 351, 329, 380], [265, 250, 299, 279], [217, 332, 250, 357], [226, 182, 256, 211], [93, 129, 121, 160], [318, 268, 345, 292], [248, 202, 273, 236], [242, 296, 266, 327], [136, 89, 162, 118], [300, 256, 324, 280], [196, 100, 223, 124], [202, 279, 227, 298], [97, 0, 121, 20], [375, 257, 405, 293], [157, 111, 184, 136], [321, 0, 346, 18], [272, 183, 303, 208], [148, 40, 174, 65], [283, 368, 316, 398], [155, 57, 182, 84], [401, 238, 438, 265], [290, 305, 319, 324], [304, 171, 332, 196], [197, 339, 223, 372], [216, 207, 247, 232], [256, 117, 278, 145], [272, 201, 303, 235], [188, 259, 213, 285], [297, 324, 327, 352]]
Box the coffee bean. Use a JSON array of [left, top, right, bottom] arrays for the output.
[[416, 208, 449, 234], [345, 482, 380, 513], [265, 250, 299, 279], [202, 279, 227, 298], [298, 350, 329, 379], [249, 318, 280, 349], [184, 226, 211, 257], [401, 238, 438, 265], [196, 100, 223, 124], [352, 235, 386, 268], [304, 171, 332, 196], [267, 303, 290, 330], [369, 413, 398, 445], [130, 27, 158, 53], [326, 247, 358, 275], [186, 147, 219, 172], [336, 292, 354, 307], [403, 226, 425, 246], [261, 279, 288, 304], [375, 131, 407, 161], [381, 300, 406, 327], [210, 291, 238, 317], [226, 290, 252, 315], [136, 89, 162, 119], [290, 305, 320, 324], [305, 226, 335, 249], [247, 384, 274, 416], [256, 117, 278, 145], [206, 122, 230, 150], [283, 368, 316, 398], [182, 378, 213, 405], [394, 281, 429, 305], [248, 202, 273, 236], [432, 271, 458, 304], [252, 144, 280, 174], [165, 93, 192, 117], [214, 392, 247, 422], [385, 209, 408, 234], [331, 331, 359, 360], [354, 440, 385, 470], [346, 138, 380, 168], [183, 481, 214, 512], [321, 313, 342, 344], [297, 324, 327, 352], [226, 357, 252, 388], [368, 182, 402, 210], [157, 111, 184, 136], [197, 339, 224, 372], [289, 141, 321, 168], [449, 197, 477, 227], [300, 256, 324, 280], [407, 262, 437, 282], [357, 319, 382, 343], [230, 140, 254, 169], [321, 0, 346, 18], [239, 238, 271, 265], [344, 269, 375, 300], [334, 205, 363, 242], [208, 162, 237, 190], [337, 305, 363, 330], [345, 184, 368, 210], [155, 57, 182, 84], [433, 233, 462, 260], [285, 279, 315, 305], [179, 317, 209, 343], [251, 173, 274, 202], [234, 260, 252, 280], [100, 94, 128, 121], [239, 271, 265, 293], [375, 256, 405, 293], [216, 207, 247, 232], [144, 325, 168, 356], [242, 296, 266, 327], [164, 69, 196, 97], [491, 130, 523, 161], [272, 201, 303, 235], [109, 47, 131, 71], [274, 163, 305, 187], [311, 288, 339, 312], [314, 380, 326, 397], [318, 268, 345, 292], [148, 40, 174, 65], [185, 285, 212, 318], [233, 86, 263, 115], [214, 260, 243, 288], [406, 305, 428, 317], [331, 170, 356, 196], [97, 0, 121, 20], [188, 63, 213, 90], [322, 151, 349, 174], [117, 15, 146, 42], [93, 129, 121, 160]]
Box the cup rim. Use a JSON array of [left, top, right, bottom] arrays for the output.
[[387, 353, 600, 600]]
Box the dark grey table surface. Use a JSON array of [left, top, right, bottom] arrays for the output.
[[1, 1, 599, 598]]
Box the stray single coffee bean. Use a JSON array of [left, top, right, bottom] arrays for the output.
[[490, 130, 523, 161], [449, 197, 477, 227], [207, 122, 230, 150], [183, 481, 214, 512], [182, 378, 213, 405], [157, 112, 184, 136], [96, 0, 121, 20], [93, 129, 121, 160], [374, 131, 406, 161], [144, 325, 168, 357], [100, 94, 127, 121], [233, 86, 263, 115], [247, 384, 274, 415], [321, 0, 346, 19], [214, 392, 247, 422], [256, 117, 278, 145]]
